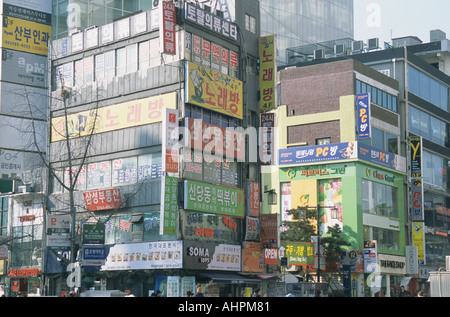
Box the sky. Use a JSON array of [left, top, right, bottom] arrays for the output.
[[353, 0, 450, 46]]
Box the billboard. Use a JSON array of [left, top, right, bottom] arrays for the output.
[[51, 92, 177, 142], [410, 136, 422, 178], [1, 48, 47, 87], [185, 62, 243, 119], [278, 241, 315, 266], [184, 180, 244, 218], [83, 188, 124, 211], [2, 16, 51, 56], [160, 1, 176, 55], [160, 176, 179, 236], [184, 240, 241, 271]]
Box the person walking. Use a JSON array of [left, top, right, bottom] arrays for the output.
[[193, 286, 204, 297]]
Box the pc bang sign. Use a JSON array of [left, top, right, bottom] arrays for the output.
[[357, 93, 371, 139]]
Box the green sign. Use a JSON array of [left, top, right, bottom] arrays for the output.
[[160, 176, 179, 236], [82, 223, 105, 244], [279, 241, 315, 266], [184, 180, 244, 218]]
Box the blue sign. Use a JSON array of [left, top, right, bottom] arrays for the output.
[[279, 142, 358, 165], [357, 93, 371, 139], [357, 143, 405, 172], [82, 246, 107, 261]]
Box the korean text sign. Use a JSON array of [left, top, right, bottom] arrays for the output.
[[186, 62, 243, 119], [259, 35, 277, 112], [83, 188, 123, 211], [51, 92, 176, 142], [184, 180, 244, 218], [160, 176, 179, 236], [2, 16, 51, 56], [279, 241, 315, 266], [161, 1, 176, 55], [357, 93, 371, 139]]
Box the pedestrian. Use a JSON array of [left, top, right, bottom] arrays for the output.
[[193, 286, 204, 297], [399, 286, 409, 297], [156, 290, 162, 297], [187, 291, 193, 297], [314, 290, 321, 297]]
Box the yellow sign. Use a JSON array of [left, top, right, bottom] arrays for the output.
[[412, 222, 425, 263], [51, 92, 177, 142], [259, 35, 277, 112], [2, 16, 51, 56], [186, 62, 243, 119]]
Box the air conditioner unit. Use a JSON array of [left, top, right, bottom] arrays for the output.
[[368, 38, 379, 50], [352, 40, 364, 53], [334, 44, 345, 56], [314, 48, 324, 60], [446, 256, 450, 271], [18, 185, 32, 194]]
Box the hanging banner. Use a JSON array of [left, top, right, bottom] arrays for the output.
[[357, 93, 371, 139], [162, 108, 179, 174], [410, 136, 422, 178], [248, 182, 260, 217], [411, 178, 424, 221], [412, 222, 426, 265], [160, 1, 176, 55], [259, 35, 277, 112], [261, 214, 278, 249], [160, 176, 179, 236], [185, 62, 243, 119]]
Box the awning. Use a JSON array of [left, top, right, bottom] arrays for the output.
[[197, 272, 260, 284]]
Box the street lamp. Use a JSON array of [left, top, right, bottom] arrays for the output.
[[264, 189, 277, 206]]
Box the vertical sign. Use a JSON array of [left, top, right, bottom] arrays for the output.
[[411, 179, 424, 221], [162, 108, 179, 174], [260, 113, 275, 165], [412, 222, 426, 265], [161, 1, 176, 55], [248, 182, 260, 217], [160, 176, 179, 236], [259, 35, 277, 112], [410, 136, 422, 178], [363, 240, 377, 273], [357, 93, 371, 139]]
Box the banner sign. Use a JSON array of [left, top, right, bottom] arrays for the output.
[[260, 113, 275, 165], [82, 245, 107, 266], [102, 241, 183, 271], [248, 182, 260, 217], [185, 2, 238, 42], [184, 240, 241, 271], [82, 223, 105, 245], [160, 1, 176, 55], [2, 16, 51, 56], [160, 176, 179, 236], [278, 241, 315, 266], [83, 188, 124, 211], [185, 118, 244, 160], [162, 108, 179, 174], [184, 180, 244, 218], [245, 217, 260, 241], [279, 141, 407, 173], [279, 141, 358, 165], [52, 92, 176, 142], [363, 240, 378, 273], [186, 62, 243, 119], [259, 35, 277, 112], [47, 214, 71, 234], [412, 222, 425, 265], [411, 178, 424, 221], [357, 93, 371, 139], [410, 136, 422, 178], [261, 214, 278, 249]]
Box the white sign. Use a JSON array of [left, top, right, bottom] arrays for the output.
[[47, 215, 71, 234], [46, 234, 71, 250], [102, 241, 183, 271], [0, 150, 23, 178]]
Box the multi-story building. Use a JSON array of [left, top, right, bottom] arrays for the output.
[[44, 0, 261, 297], [260, 0, 354, 65], [350, 37, 450, 295], [0, 0, 52, 297], [261, 57, 409, 297]]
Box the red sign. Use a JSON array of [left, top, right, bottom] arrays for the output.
[[186, 118, 244, 160], [249, 182, 260, 217], [19, 215, 36, 222], [9, 268, 41, 277], [261, 214, 278, 248], [161, 1, 176, 55], [83, 188, 123, 211], [264, 248, 278, 265]]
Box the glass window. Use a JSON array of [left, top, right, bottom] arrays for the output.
[[138, 153, 162, 181], [372, 127, 384, 151], [139, 41, 150, 70], [362, 179, 398, 218], [116, 47, 126, 75], [87, 161, 112, 189], [126, 44, 138, 73], [386, 132, 398, 154]]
